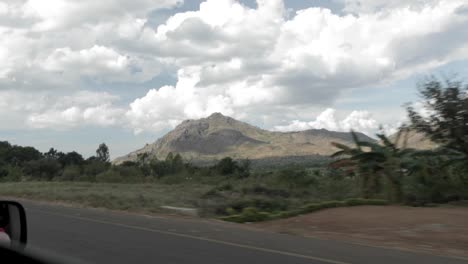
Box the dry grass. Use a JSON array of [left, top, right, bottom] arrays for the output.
[[0, 181, 212, 213]]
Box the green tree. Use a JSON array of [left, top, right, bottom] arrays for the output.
[[216, 157, 238, 175], [407, 76, 468, 161], [58, 151, 84, 167], [237, 159, 251, 178], [331, 131, 415, 202], [171, 153, 184, 173], [23, 158, 61, 180], [61, 165, 82, 181], [149, 157, 166, 178], [83, 159, 107, 179], [96, 143, 110, 163], [44, 148, 61, 159], [165, 152, 174, 163], [7, 146, 42, 166]]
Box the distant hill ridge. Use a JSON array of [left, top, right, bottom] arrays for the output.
[[113, 113, 376, 165], [389, 129, 438, 150]]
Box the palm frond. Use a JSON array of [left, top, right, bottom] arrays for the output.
[[351, 152, 386, 162], [330, 150, 348, 158], [393, 128, 402, 148], [377, 133, 396, 151], [355, 141, 382, 150], [328, 159, 357, 169], [331, 142, 352, 151]]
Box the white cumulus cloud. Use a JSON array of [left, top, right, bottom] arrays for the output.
[[274, 108, 391, 136], [117, 0, 468, 133], [1, 0, 468, 137], [0, 90, 125, 129]]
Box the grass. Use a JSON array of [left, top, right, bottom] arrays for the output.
[[0, 181, 390, 223], [0, 181, 212, 214], [0, 169, 382, 222]]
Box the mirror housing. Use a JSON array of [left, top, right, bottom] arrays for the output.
[[0, 201, 27, 250]]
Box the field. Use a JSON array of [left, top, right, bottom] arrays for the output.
[[0, 168, 364, 218], [0, 181, 212, 214]]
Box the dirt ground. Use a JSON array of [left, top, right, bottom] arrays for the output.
[[253, 205, 468, 259]]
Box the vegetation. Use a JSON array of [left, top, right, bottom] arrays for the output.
[[0, 76, 467, 221], [407, 77, 468, 160], [220, 198, 388, 223], [0, 181, 211, 212], [331, 76, 468, 206]]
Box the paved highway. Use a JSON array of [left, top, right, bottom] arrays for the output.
[[19, 200, 467, 264]]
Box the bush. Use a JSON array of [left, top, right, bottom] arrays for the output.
[[23, 158, 61, 180], [0, 165, 23, 182], [116, 166, 144, 182], [344, 198, 388, 206], [225, 207, 236, 215], [83, 160, 108, 177], [241, 185, 290, 198], [95, 166, 145, 183], [157, 172, 194, 184], [226, 198, 288, 214], [301, 201, 345, 213], [220, 198, 389, 223], [61, 166, 81, 181], [276, 168, 315, 188], [215, 157, 238, 175], [96, 170, 124, 183], [207, 197, 289, 216], [401, 165, 467, 206], [201, 183, 234, 198], [220, 207, 272, 223]]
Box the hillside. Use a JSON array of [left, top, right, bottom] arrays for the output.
[[389, 129, 438, 150], [114, 113, 376, 164]]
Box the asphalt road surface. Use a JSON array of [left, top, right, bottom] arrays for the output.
[[19, 200, 467, 264]]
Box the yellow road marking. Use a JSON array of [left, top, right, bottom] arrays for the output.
[[30, 208, 352, 264]]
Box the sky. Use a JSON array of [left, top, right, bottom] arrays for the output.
[[1, 0, 468, 158]]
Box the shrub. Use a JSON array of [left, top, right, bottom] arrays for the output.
[[83, 160, 108, 177], [116, 166, 144, 182], [220, 198, 389, 223], [215, 157, 238, 175], [215, 183, 233, 191], [300, 201, 346, 213], [226, 198, 288, 214], [0, 165, 22, 182], [220, 207, 272, 223], [344, 198, 388, 206], [276, 168, 315, 188], [225, 207, 236, 215], [157, 172, 193, 184], [241, 185, 290, 198], [61, 166, 81, 181], [201, 189, 221, 199], [23, 158, 61, 180], [96, 170, 124, 183], [208, 197, 289, 216]]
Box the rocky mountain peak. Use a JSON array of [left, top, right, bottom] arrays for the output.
[[113, 113, 376, 165]]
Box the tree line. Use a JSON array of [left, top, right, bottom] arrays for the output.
[[0, 143, 110, 181], [0, 139, 250, 182]]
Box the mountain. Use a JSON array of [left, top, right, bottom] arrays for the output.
[[113, 113, 376, 165], [389, 129, 438, 150]]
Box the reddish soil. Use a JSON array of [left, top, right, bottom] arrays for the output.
[[253, 205, 468, 259]]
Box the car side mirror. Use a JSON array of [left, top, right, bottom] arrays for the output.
[[0, 201, 27, 251]]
